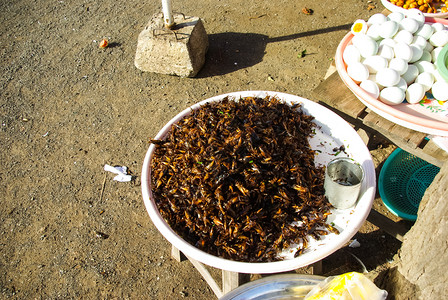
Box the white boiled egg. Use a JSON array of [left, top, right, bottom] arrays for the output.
[[414, 60, 436, 74], [402, 64, 419, 84], [366, 23, 382, 41], [406, 83, 426, 104], [415, 24, 434, 40], [363, 55, 388, 73], [380, 87, 405, 105], [415, 72, 434, 91], [376, 68, 401, 87], [353, 35, 378, 58], [395, 77, 408, 92], [420, 51, 432, 62], [432, 23, 446, 33], [347, 62, 369, 83], [378, 44, 395, 60], [424, 41, 434, 53], [389, 58, 408, 75], [351, 34, 365, 47], [343, 44, 361, 65], [433, 67, 445, 82], [409, 44, 423, 63], [429, 30, 448, 47], [431, 47, 443, 63], [368, 13, 388, 25], [432, 81, 448, 101], [368, 74, 384, 89], [394, 42, 413, 62], [394, 30, 414, 44], [351, 20, 369, 35], [380, 38, 397, 48], [360, 80, 380, 99], [388, 12, 405, 23], [399, 18, 419, 34], [412, 35, 428, 50], [380, 21, 399, 39], [405, 9, 425, 27]]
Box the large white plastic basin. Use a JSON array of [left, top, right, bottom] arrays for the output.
[[141, 91, 376, 274]]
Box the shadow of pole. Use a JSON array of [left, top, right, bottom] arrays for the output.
[[266, 24, 353, 43], [197, 23, 352, 78]]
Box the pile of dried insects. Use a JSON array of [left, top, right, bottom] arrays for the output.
[[150, 96, 338, 262]]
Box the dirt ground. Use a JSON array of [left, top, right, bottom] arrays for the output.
[[1, 0, 416, 298]]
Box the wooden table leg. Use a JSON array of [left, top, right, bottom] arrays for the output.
[[311, 260, 323, 275], [171, 244, 186, 262], [171, 245, 224, 297], [172, 244, 319, 297], [222, 270, 241, 294], [185, 255, 224, 298]]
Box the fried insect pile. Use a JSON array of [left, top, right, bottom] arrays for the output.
[[150, 96, 338, 262]]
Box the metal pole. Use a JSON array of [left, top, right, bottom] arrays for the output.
[[162, 0, 175, 29]]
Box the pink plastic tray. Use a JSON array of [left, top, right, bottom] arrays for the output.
[[335, 17, 448, 136]]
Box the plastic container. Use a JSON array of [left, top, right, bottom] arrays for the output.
[[324, 157, 365, 209], [378, 148, 440, 221], [141, 91, 376, 274], [436, 44, 448, 82], [305, 272, 387, 300]]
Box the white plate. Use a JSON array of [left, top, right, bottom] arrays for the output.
[[141, 91, 376, 274], [381, 0, 448, 18]]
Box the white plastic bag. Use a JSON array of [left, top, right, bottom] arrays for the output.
[[305, 272, 388, 300], [104, 164, 133, 182]]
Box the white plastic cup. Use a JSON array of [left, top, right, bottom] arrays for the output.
[[324, 157, 364, 209]]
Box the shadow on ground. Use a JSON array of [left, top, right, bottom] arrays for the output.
[[322, 229, 402, 276], [198, 24, 352, 77]]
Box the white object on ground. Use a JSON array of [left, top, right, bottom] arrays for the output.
[[104, 164, 133, 182], [429, 135, 448, 153], [349, 239, 361, 248]]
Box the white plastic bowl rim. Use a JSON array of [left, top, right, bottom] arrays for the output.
[[141, 91, 376, 274]]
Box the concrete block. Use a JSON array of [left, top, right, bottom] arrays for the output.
[[134, 13, 208, 78]]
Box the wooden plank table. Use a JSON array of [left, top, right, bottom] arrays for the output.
[[313, 64, 448, 242]]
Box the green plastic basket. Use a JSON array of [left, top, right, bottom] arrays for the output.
[[378, 148, 440, 221]]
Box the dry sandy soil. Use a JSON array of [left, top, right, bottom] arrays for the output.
[[1, 0, 414, 298]]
